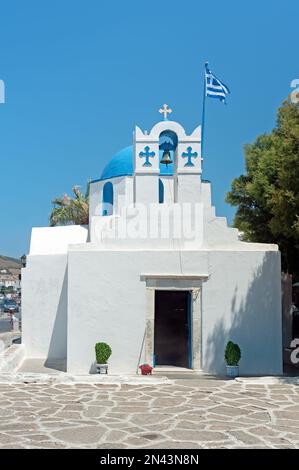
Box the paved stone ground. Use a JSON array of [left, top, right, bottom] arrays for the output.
[[0, 377, 299, 449]]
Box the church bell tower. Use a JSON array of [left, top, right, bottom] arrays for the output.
[[133, 105, 202, 205]]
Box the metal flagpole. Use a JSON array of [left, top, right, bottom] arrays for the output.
[[201, 61, 208, 161]]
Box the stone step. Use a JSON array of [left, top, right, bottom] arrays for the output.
[[0, 344, 25, 373], [153, 366, 203, 375]]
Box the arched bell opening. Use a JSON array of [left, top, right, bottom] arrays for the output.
[[159, 130, 178, 202], [158, 130, 178, 176]]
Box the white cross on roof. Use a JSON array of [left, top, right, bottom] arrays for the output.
[[159, 104, 172, 120]]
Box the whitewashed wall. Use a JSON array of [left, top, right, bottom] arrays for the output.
[[202, 250, 282, 376], [67, 248, 282, 375], [89, 176, 134, 218], [22, 254, 68, 360], [22, 225, 88, 361], [29, 226, 88, 255]]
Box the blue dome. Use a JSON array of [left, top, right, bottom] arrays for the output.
[[98, 144, 174, 181], [100, 146, 134, 180]]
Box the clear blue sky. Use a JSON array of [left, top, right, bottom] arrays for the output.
[[0, 0, 297, 258]]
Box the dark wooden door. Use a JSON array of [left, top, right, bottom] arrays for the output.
[[154, 290, 190, 368]]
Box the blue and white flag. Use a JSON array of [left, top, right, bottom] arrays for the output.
[[205, 63, 230, 103]]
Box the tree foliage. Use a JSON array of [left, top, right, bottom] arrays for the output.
[[226, 99, 299, 275], [50, 183, 90, 227]]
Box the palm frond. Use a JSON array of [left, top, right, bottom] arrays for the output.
[[49, 183, 89, 226]]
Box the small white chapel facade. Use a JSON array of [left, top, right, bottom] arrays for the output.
[[22, 106, 283, 375]]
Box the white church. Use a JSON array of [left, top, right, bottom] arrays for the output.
[[22, 105, 283, 376]]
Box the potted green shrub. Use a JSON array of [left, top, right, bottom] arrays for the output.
[[225, 341, 241, 378], [95, 342, 112, 374]]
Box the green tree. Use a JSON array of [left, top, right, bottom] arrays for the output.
[[226, 99, 299, 276], [50, 183, 90, 227]]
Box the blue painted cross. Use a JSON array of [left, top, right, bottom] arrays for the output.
[[139, 146, 155, 167], [182, 146, 198, 167]]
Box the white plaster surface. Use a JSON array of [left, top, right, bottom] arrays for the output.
[[134, 174, 159, 205], [29, 225, 88, 255], [22, 255, 68, 360], [89, 176, 134, 219], [65, 248, 281, 376]]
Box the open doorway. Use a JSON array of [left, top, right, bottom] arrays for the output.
[[154, 290, 191, 368]]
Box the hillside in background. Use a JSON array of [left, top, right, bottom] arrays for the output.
[[0, 255, 21, 275]]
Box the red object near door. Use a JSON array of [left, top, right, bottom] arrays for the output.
[[139, 364, 153, 375]]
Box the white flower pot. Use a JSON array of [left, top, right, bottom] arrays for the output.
[[96, 363, 108, 374], [226, 365, 239, 378]]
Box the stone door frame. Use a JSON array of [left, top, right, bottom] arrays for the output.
[[140, 274, 208, 371]]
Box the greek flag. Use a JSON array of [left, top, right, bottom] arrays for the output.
[[205, 63, 230, 103]]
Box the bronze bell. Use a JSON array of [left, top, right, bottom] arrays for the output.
[[160, 149, 173, 166]]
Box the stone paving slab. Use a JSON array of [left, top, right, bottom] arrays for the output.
[[0, 378, 298, 449]]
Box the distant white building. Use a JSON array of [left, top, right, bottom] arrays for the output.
[[0, 270, 20, 289], [22, 108, 282, 375]]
